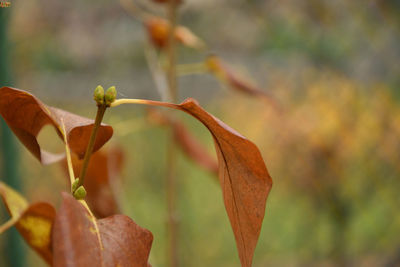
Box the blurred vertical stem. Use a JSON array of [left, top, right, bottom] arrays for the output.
[[0, 7, 26, 267], [166, 1, 179, 267]]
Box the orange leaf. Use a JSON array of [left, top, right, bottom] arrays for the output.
[[114, 98, 273, 266], [61, 146, 124, 218], [0, 87, 113, 164], [53, 193, 153, 267], [178, 99, 272, 267], [0, 182, 56, 264]]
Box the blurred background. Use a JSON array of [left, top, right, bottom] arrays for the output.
[[1, 0, 400, 266]]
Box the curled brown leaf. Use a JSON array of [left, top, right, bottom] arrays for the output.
[[0, 87, 113, 164], [113, 97, 273, 266]]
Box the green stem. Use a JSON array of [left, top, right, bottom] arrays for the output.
[[77, 104, 107, 189]]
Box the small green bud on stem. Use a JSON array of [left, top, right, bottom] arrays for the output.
[[94, 85, 105, 106], [73, 185, 87, 200], [71, 178, 80, 192], [105, 86, 117, 106]]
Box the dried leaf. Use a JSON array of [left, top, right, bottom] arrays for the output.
[[53, 193, 153, 267], [178, 99, 272, 267], [61, 147, 124, 218], [147, 108, 218, 175], [98, 215, 153, 266], [0, 182, 55, 264], [175, 26, 205, 50], [117, 98, 272, 266], [206, 55, 280, 109], [52, 193, 102, 266], [0, 87, 113, 164], [17, 203, 56, 264], [145, 17, 205, 50]]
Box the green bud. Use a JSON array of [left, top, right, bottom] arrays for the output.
[[73, 185, 87, 200], [94, 85, 105, 106], [71, 178, 80, 192], [105, 86, 117, 106]]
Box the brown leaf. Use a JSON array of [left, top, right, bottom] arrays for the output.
[[147, 108, 218, 175], [205, 55, 280, 110], [145, 17, 205, 50], [116, 98, 272, 266], [0, 87, 113, 164], [53, 193, 153, 267], [0, 182, 56, 264], [178, 99, 272, 267], [52, 193, 102, 267], [61, 146, 124, 218], [98, 215, 153, 267]]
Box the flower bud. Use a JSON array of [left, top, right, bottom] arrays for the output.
[[71, 178, 80, 192], [105, 86, 117, 106], [94, 85, 105, 106], [73, 185, 87, 200]]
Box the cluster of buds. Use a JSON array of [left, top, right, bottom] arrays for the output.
[[93, 85, 117, 107]]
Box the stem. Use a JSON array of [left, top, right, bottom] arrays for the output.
[[111, 98, 177, 108], [77, 105, 107, 189], [60, 119, 76, 192], [145, 46, 169, 101], [79, 199, 104, 251], [166, 1, 179, 266], [167, 0, 178, 103], [0, 217, 18, 234], [166, 128, 178, 267]]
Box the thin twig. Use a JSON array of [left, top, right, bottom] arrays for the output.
[[166, 1, 179, 266], [167, 1, 178, 103], [78, 105, 107, 189], [145, 46, 169, 101], [0, 217, 19, 234]]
